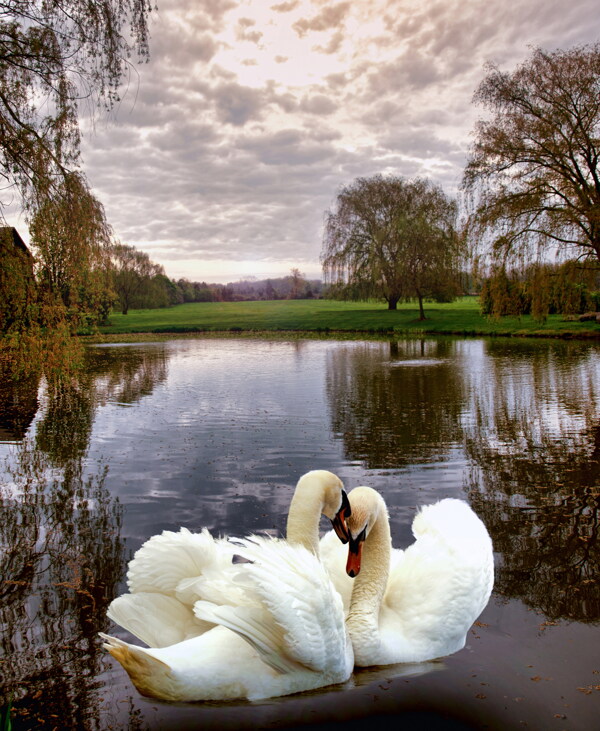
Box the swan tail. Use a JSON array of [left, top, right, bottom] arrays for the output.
[[100, 633, 179, 701], [107, 592, 213, 648], [193, 600, 301, 674]]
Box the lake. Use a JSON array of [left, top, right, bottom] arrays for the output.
[[1, 336, 599, 730]]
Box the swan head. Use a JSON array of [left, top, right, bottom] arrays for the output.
[[344, 486, 387, 577], [291, 470, 351, 543]]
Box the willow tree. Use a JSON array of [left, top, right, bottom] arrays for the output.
[[322, 175, 461, 317], [463, 44, 600, 266], [0, 0, 152, 213], [111, 243, 165, 314], [30, 173, 114, 325]]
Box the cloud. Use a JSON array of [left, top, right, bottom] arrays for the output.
[[271, 0, 299, 12], [236, 17, 263, 44], [293, 3, 351, 37], [313, 30, 345, 55], [299, 94, 337, 115], [70, 0, 600, 283]]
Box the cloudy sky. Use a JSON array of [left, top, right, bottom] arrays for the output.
[[72, 0, 599, 282]]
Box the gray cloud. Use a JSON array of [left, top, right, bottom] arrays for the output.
[[72, 0, 600, 283], [299, 93, 337, 115]]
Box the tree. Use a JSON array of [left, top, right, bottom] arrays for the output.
[[322, 174, 461, 317], [30, 172, 114, 326], [111, 243, 164, 314], [288, 268, 307, 299], [0, 227, 36, 333], [0, 0, 151, 213], [463, 43, 600, 266]]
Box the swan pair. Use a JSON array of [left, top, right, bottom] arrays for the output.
[[101, 471, 494, 701]]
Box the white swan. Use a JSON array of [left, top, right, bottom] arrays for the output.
[[100, 470, 354, 701], [104, 469, 351, 644], [343, 487, 494, 667]]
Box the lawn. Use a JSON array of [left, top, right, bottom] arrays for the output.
[[89, 297, 600, 339]]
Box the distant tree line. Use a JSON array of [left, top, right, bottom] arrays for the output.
[[111, 262, 324, 315], [171, 270, 324, 306]]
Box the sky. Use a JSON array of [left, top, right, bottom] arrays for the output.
[[15, 0, 600, 284]]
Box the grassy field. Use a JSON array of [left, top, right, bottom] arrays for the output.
[[88, 297, 600, 340]]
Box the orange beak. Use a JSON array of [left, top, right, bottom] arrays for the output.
[[346, 527, 366, 577]]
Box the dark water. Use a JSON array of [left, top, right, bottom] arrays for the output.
[[1, 336, 599, 730]]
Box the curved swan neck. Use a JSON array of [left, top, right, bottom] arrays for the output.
[[348, 509, 391, 619], [286, 478, 326, 555]]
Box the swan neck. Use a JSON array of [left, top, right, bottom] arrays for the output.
[[286, 483, 323, 555], [349, 510, 391, 617]]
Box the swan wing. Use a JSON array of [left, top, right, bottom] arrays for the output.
[[319, 530, 354, 613], [192, 602, 302, 674], [107, 592, 213, 648], [126, 527, 234, 599], [195, 535, 348, 675], [384, 498, 494, 654]]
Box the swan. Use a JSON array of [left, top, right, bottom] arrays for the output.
[[343, 487, 494, 667], [100, 470, 354, 701], [104, 469, 352, 646]]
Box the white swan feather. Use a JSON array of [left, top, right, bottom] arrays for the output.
[[102, 470, 353, 701], [345, 488, 494, 667]]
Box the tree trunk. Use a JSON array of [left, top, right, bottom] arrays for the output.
[[417, 291, 426, 320], [388, 296, 398, 310]]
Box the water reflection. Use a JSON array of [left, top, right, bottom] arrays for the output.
[[0, 440, 125, 729], [0, 336, 599, 729], [464, 340, 600, 621], [0, 362, 40, 442], [326, 340, 465, 468], [34, 346, 168, 467], [0, 345, 169, 729]]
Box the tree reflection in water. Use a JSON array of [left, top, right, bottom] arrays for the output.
[[326, 339, 464, 468], [0, 441, 124, 729], [0, 362, 40, 442], [465, 340, 600, 622], [0, 346, 168, 729]]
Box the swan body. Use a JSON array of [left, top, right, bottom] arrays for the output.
[[344, 488, 494, 667], [101, 470, 354, 701]]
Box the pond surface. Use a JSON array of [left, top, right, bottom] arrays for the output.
[[1, 336, 599, 730]]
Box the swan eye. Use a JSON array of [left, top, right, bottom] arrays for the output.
[[348, 524, 367, 551]]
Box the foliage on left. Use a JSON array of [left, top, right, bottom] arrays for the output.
[[0, 0, 152, 374], [0, 0, 152, 212]]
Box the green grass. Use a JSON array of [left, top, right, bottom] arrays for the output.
[[86, 297, 600, 340]]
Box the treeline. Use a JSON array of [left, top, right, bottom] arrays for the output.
[[0, 226, 324, 342], [478, 261, 600, 320], [171, 273, 324, 305], [323, 43, 600, 320], [113, 257, 324, 314]]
